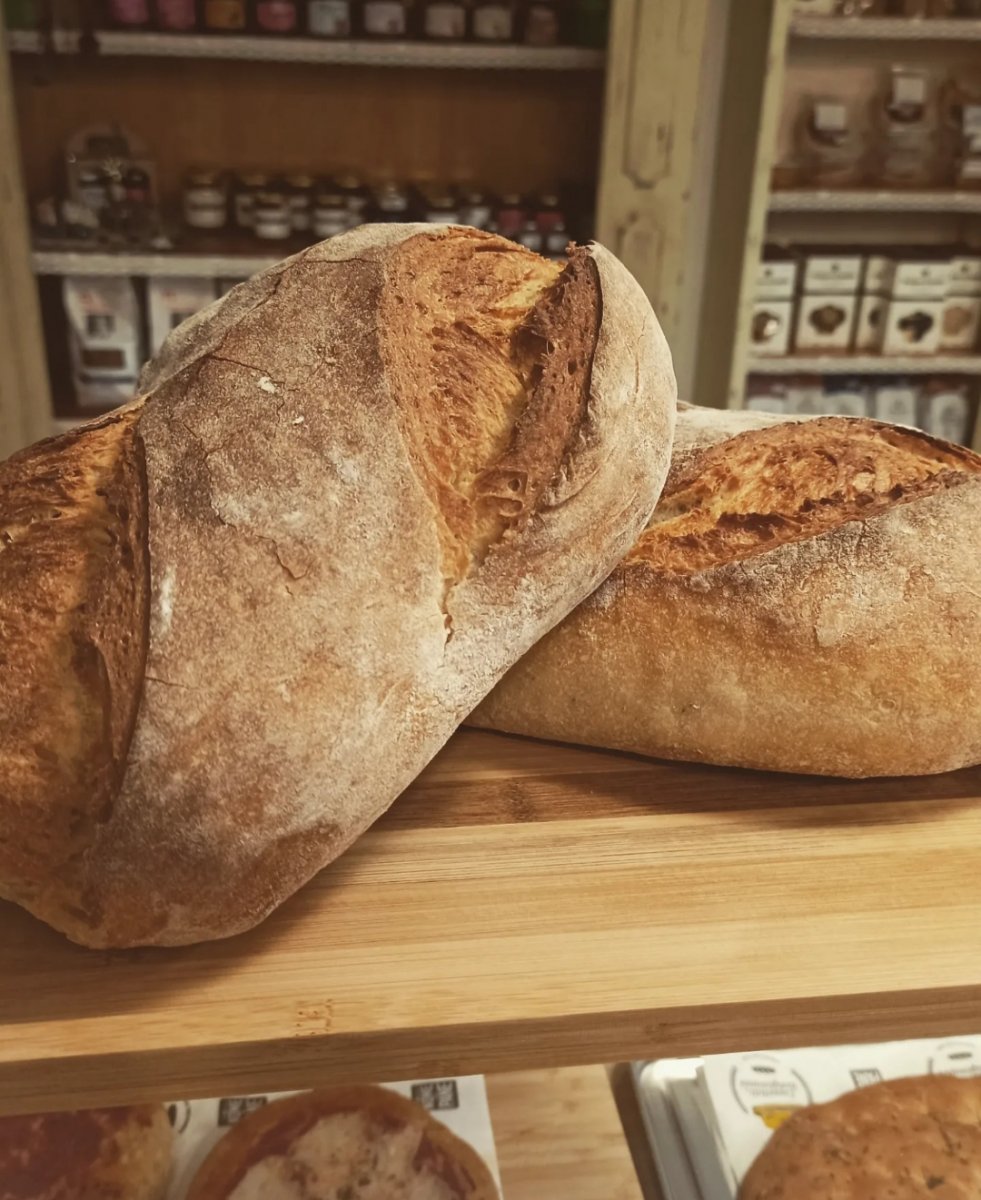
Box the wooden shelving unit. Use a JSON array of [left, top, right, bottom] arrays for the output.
[[769, 189, 981, 215], [748, 353, 981, 375], [790, 14, 981, 41], [33, 246, 283, 278]]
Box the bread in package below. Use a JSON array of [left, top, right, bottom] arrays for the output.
[[0, 224, 676, 947], [472, 403, 981, 778]]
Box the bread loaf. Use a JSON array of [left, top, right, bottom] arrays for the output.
[[186, 1086, 498, 1200], [739, 1075, 981, 1200], [473, 403, 981, 777], [0, 1104, 173, 1200], [0, 225, 676, 946]]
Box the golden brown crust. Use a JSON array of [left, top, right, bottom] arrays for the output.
[[0, 404, 148, 914], [739, 1076, 981, 1200], [186, 1086, 499, 1200], [0, 225, 675, 945], [473, 407, 981, 777], [0, 1104, 173, 1200]]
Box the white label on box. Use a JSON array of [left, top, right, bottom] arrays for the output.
[[815, 102, 847, 132], [882, 298, 943, 356], [756, 259, 797, 301], [803, 255, 863, 295], [795, 294, 857, 354], [148, 277, 217, 357], [874, 385, 919, 428], [892, 260, 950, 300], [950, 256, 981, 295], [893, 72, 926, 107]]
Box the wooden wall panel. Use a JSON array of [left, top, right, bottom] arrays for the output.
[[12, 56, 604, 207]]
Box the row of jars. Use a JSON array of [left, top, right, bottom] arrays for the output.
[[102, 0, 607, 45], [183, 168, 576, 254]]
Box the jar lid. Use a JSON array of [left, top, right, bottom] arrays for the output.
[[236, 170, 272, 188], [500, 192, 524, 206], [186, 167, 225, 186], [286, 172, 316, 189], [336, 171, 365, 190], [255, 190, 288, 206]]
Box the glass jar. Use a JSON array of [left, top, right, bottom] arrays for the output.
[[370, 180, 412, 222], [105, 0, 151, 29], [336, 171, 370, 223], [361, 0, 411, 36], [183, 167, 228, 231], [419, 185, 460, 223], [800, 96, 866, 188], [873, 67, 941, 189], [233, 170, 271, 229], [521, 0, 560, 44], [202, 0, 246, 30], [253, 191, 292, 239], [495, 192, 526, 239], [123, 165, 152, 206], [517, 218, 543, 252], [155, 0, 197, 29], [286, 172, 316, 233], [544, 218, 567, 260], [472, 0, 513, 40], [254, 0, 299, 31], [77, 167, 109, 215], [306, 0, 351, 35], [313, 185, 352, 239], [458, 187, 493, 229], [422, 0, 466, 38]]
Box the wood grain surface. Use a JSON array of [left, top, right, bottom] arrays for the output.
[[2, 729, 981, 1116], [490, 1067, 643, 1200]]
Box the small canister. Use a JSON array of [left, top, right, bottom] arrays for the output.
[[312, 184, 352, 239], [286, 172, 316, 233], [335, 171, 369, 223], [232, 170, 271, 230], [253, 190, 292, 240], [182, 167, 228, 231], [419, 185, 460, 224], [77, 166, 109, 215]]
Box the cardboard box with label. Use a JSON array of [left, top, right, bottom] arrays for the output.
[[795, 294, 857, 354], [63, 275, 143, 411], [873, 380, 920, 428], [750, 300, 794, 357], [148, 278, 218, 357], [882, 298, 943, 357]]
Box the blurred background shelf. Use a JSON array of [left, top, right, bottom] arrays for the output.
[[747, 354, 981, 376], [790, 16, 981, 42], [32, 246, 282, 277], [7, 29, 606, 68], [769, 190, 981, 215]]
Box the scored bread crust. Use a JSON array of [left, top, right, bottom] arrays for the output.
[[472, 403, 981, 778], [0, 224, 675, 946], [739, 1075, 981, 1200], [185, 1085, 499, 1200]]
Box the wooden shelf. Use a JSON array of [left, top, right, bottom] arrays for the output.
[[769, 189, 981, 214], [7, 29, 605, 69], [33, 247, 282, 279], [2, 729, 981, 1117], [748, 354, 981, 375], [790, 15, 981, 42]]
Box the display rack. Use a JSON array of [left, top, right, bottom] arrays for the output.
[[7, 29, 605, 69], [747, 354, 981, 375], [768, 190, 981, 215], [33, 247, 283, 278], [790, 15, 981, 42], [2, 729, 980, 1118]]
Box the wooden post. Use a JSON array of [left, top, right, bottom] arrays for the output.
[[595, 0, 720, 400], [0, 28, 52, 457]]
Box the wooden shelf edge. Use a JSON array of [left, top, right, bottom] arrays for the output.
[[747, 355, 981, 376], [790, 15, 981, 42], [769, 190, 981, 214]]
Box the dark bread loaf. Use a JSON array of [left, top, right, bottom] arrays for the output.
[[0, 225, 676, 946], [186, 1085, 499, 1200], [739, 1075, 981, 1200], [0, 1104, 173, 1200], [473, 403, 981, 777]]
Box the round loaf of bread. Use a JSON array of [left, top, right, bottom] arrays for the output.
[[0, 225, 675, 946], [0, 1104, 173, 1200], [186, 1085, 498, 1200], [739, 1075, 981, 1200], [473, 403, 981, 777]]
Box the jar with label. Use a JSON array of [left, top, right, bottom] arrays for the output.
[[495, 193, 526, 239], [800, 95, 865, 188], [306, 0, 350, 35], [253, 191, 292, 240], [520, 0, 560, 45], [517, 219, 543, 252], [458, 187, 493, 229], [422, 0, 466, 38], [202, 0, 246, 30], [534, 192, 563, 235], [254, 0, 299, 31], [286, 172, 315, 233], [419, 185, 460, 223], [336, 171, 370, 222], [155, 0, 197, 29], [77, 167, 109, 216], [544, 218, 567, 261], [105, 0, 151, 29], [873, 67, 940, 189], [233, 170, 271, 229], [369, 180, 412, 222], [362, 0, 412, 36], [183, 168, 228, 231], [472, 0, 513, 40], [313, 185, 352, 239], [123, 165, 152, 206]]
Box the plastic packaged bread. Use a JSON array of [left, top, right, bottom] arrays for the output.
[[186, 1086, 499, 1200], [739, 1075, 981, 1200], [0, 225, 676, 947], [473, 403, 981, 778]]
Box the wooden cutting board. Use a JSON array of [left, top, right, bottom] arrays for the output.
[[1, 729, 981, 1116]]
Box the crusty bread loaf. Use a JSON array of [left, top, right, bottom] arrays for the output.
[[473, 403, 981, 777], [186, 1086, 498, 1200], [0, 1104, 173, 1200], [0, 224, 675, 946], [739, 1075, 981, 1200]]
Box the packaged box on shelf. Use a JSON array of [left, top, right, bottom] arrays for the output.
[[855, 293, 887, 354], [863, 254, 895, 296], [881, 298, 943, 357], [873, 380, 920, 428], [749, 299, 794, 357], [63, 275, 142, 411], [822, 379, 870, 418], [802, 253, 863, 296], [920, 381, 974, 445], [784, 376, 826, 415], [148, 278, 218, 357], [891, 259, 951, 302], [745, 377, 790, 414], [794, 294, 857, 354], [756, 253, 798, 302], [940, 294, 981, 353], [949, 255, 981, 298]]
